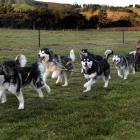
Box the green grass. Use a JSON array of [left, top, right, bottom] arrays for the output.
[[0, 28, 140, 140]]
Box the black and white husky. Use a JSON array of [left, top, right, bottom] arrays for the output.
[[112, 54, 135, 80], [0, 55, 51, 110], [38, 48, 75, 87], [81, 50, 113, 92]]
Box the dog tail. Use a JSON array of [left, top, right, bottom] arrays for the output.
[[70, 49, 76, 62], [129, 51, 136, 56], [104, 50, 113, 60], [15, 54, 27, 67]]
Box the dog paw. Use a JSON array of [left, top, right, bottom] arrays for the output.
[[39, 94, 44, 98], [47, 87, 51, 94], [83, 90, 87, 93], [18, 105, 24, 110], [83, 89, 90, 93], [132, 71, 135, 75], [84, 83, 88, 88], [1, 99, 7, 104], [38, 92, 44, 98], [118, 74, 123, 78], [104, 84, 109, 88], [55, 83, 61, 86], [45, 85, 51, 94], [83, 88, 91, 93], [123, 78, 127, 80], [62, 84, 68, 87]]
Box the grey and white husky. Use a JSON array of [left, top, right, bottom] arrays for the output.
[[112, 54, 135, 80]]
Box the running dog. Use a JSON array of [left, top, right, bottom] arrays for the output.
[[38, 48, 76, 87], [0, 55, 51, 110], [81, 50, 113, 92], [112, 54, 135, 80]]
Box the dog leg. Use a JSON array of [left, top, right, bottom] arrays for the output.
[[30, 82, 44, 98], [84, 80, 95, 88], [102, 76, 109, 88], [44, 83, 51, 94], [117, 69, 123, 78], [124, 69, 129, 80], [52, 71, 60, 79], [43, 73, 47, 83], [56, 75, 62, 84], [8, 84, 24, 110], [16, 91, 24, 110], [35, 88, 44, 98], [83, 86, 92, 93], [62, 73, 68, 87], [83, 79, 95, 92], [132, 67, 135, 75], [104, 80, 109, 88], [1, 93, 7, 104], [0, 86, 6, 103]]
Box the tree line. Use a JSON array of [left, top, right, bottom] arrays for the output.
[[0, 3, 139, 29]]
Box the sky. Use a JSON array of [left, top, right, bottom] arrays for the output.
[[36, 0, 140, 7]]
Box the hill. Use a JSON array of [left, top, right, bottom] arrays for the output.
[[81, 6, 140, 25], [81, 7, 139, 19], [0, 0, 140, 28], [2, 0, 140, 23], [0, 0, 72, 12]]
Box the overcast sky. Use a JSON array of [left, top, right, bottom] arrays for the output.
[[36, 0, 140, 7]]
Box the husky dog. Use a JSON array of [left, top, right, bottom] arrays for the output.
[[80, 49, 113, 73], [0, 55, 50, 110], [81, 50, 113, 92], [38, 48, 76, 87], [112, 54, 135, 80]]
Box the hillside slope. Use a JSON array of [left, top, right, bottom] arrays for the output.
[[0, 0, 140, 25], [81, 8, 140, 23]]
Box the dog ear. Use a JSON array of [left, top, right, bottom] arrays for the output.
[[82, 49, 88, 52]]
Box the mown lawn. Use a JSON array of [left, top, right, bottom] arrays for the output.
[[0, 28, 140, 140]]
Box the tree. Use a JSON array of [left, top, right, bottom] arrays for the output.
[[87, 15, 99, 28], [98, 9, 108, 29], [59, 10, 86, 29]]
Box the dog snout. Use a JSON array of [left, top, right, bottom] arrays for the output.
[[85, 62, 87, 66], [113, 59, 118, 64], [113, 60, 116, 64]]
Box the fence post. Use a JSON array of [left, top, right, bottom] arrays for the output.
[[122, 31, 125, 44], [38, 29, 40, 48]]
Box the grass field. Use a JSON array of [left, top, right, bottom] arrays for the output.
[[0, 28, 140, 140]]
